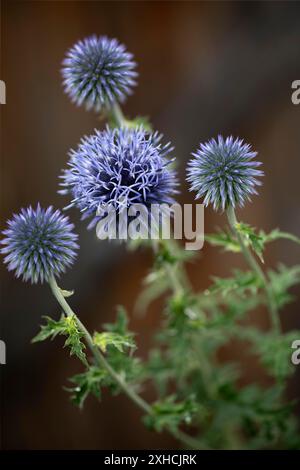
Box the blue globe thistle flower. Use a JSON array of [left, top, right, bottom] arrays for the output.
[[60, 127, 178, 230], [1, 205, 79, 284], [187, 136, 263, 211], [62, 35, 137, 112]]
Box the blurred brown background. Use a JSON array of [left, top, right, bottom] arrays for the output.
[[1, 0, 300, 449]]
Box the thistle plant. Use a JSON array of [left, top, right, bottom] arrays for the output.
[[62, 36, 137, 112], [187, 135, 263, 211], [1, 205, 78, 283], [2, 35, 300, 450], [60, 127, 177, 230]]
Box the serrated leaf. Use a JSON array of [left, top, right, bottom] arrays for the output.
[[208, 270, 261, 297], [67, 366, 108, 408], [235, 223, 265, 262], [93, 331, 136, 353], [144, 396, 198, 432], [261, 229, 300, 246], [32, 314, 87, 365], [268, 264, 300, 308], [252, 331, 300, 380], [103, 306, 129, 335], [205, 230, 240, 253], [32, 315, 67, 342], [234, 224, 300, 264]]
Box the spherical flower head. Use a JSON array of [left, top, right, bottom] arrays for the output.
[[187, 135, 264, 211], [60, 127, 178, 230], [1, 205, 79, 284], [62, 35, 137, 112]]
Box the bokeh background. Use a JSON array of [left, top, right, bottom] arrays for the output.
[[1, 0, 300, 449]]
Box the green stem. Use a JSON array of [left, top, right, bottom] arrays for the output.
[[48, 276, 151, 415], [109, 102, 127, 127], [48, 275, 201, 448], [226, 206, 280, 333]]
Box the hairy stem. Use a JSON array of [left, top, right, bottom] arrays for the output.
[[226, 206, 281, 333], [48, 275, 202, 449]]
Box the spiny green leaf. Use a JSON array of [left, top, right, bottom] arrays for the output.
[[268, 264, 300, 308], [67, 366, 108, 408], [32, 314, 87, 365], [63, 316, 87, 364], [260, 229, 300, 246], [235, 223, 265, 262], [205, 229, 240, 253], [251, 331, 300, 380], [32, 315, 67, 342], [208, 270, 261, 297], [93, 331, 136, 353], [103, 306, 129, 335], [144, 396, 198, 432], [235, 224, 300, 263]]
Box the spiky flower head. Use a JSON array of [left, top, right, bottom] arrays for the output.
[[60, 127, 178, 230], [1, 205, 79, 284], [187, 135, 263, 211], [62, 35, 137, 112]]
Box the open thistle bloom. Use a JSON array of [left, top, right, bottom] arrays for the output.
[[1, 205, 79, 284], [60, 127, 178, 231], [62, 35, 137, 112], [187, 135, 263, 211]]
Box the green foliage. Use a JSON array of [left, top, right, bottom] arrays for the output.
[[98, 306, 144, 389], [235, 222, 266, 262], [32, 314, 87, 365], [93, 306, 136, 354], [252, 330, 300, 380], [206, 229, 240, 252], [67, 366, 108, 408], [261, 229, 300, 246], [208, 270, 262, 297], [142, 225, 300, 449], [93, 332, 135, 353], [236, 223, 300, 263], [126, 116, 153, 131], [207, 224, 300, 263], [135, 240, 194, 315], [34, 215, 300, 448], [144, 396, 198, 432], [268, 264, 300, 308], [108, 113, 153, 131]]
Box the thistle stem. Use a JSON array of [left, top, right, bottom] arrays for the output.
[[48, 276, 151, 414], [226, 206, 280, 333], [110, 102, 127, 127], [48, 275, 202, 448]]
